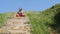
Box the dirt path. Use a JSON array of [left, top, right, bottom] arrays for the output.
[[0, 15, 31, 34]]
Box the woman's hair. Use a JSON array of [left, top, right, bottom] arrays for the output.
[[19, 8, 22, 12], [17, 8, 23, 14]]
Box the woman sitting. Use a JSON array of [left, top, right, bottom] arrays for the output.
[[16, 8, 25, 17]]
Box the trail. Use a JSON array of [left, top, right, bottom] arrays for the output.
[[0, 15, 31, 34]]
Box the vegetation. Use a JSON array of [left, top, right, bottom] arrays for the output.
[[0, 12, 15, 28], [26, 3, 60, 34]]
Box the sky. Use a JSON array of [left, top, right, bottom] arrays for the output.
[[0, 0, 60, 13]]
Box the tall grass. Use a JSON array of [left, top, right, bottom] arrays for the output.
[[26, 12, 51, 34], [26, 3, 60, 34], [0, 12, 15, 28]]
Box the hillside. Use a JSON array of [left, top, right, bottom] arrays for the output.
[[26, 3, 60, 34], [0, 3, 60, 34]]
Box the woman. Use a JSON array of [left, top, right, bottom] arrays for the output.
[[16, 8, 25, 17]]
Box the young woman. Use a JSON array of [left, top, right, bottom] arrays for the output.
[[16, 8, 25, 17]]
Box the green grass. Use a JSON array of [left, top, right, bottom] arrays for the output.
[[26, 12, 50, 34], [0, 12, 15, 28], [26, 3, 60, 34]]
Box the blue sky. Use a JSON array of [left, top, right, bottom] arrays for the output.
[[0, 0, 60, 13]]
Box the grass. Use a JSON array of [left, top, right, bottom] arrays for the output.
[[0, 12, 15, 28], [26, 12, 51, 34], [26, 3, 60, 34]]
